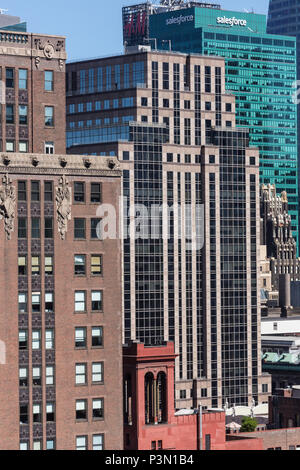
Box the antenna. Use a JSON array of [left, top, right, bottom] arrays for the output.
[[0, 8, 8, 15]]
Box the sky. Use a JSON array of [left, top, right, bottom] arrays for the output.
[[6, 0, 270, 60]]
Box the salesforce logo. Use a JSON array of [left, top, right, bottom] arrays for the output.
[[166, 15, 194, 26], [217, 16, 247, 27]]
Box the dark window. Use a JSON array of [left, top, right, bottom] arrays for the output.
[[74, 182, 85, 203], [76, 400, 87, 420], [250, 157, 256, 166], [141, 97, 148, 106], [91, 219, 101, 239], [123, 151, 129, 161], [209, 155, 215, 164], [91, 183, 101, 203], [167, 153, 173, 163], [44, 182, 53, 201], [205, 434, 211, 451], [74, 219, 86, 239], [45, 218, 53, 239], [20, 405, 28, 424], [31, 218, 40, 239], [18, 218, 27, 239], [6, 104, 14, 124], [184, 100, 191, 109], [18, 181, 27, 201], [6, 68, 14, 88], [18, 256, 27, 276], [226, 103, 232, 112], [74, 255, 86, 275], [163, 99, 169, 108], [92, 399, 104, 420], [19, 331, 28, 350], [92, 327, 103, 347], [205, 102, 211, 111], [31, 181, 40, 202]]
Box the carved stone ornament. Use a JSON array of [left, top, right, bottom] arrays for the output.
[[44, 43, 55, 59], [0, 174, 16, 240], [35, 57, 41, 69], [56, 175, 72, 240]]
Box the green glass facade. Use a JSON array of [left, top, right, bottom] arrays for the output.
[[150, 6, 299, 248]]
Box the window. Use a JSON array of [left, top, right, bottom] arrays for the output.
[[75, 328, 87, 348], [46, 440, 55, 450], [92, 327, 103, 347], [32, 257, 40, 276], [92, 363, 103, 383], [141, 115, 148, 122], [46, 366, 54, 386], [33, 367, 41, 386], [19, 105, 28, 125], [180, 390, 186, 399], [33, 441, 42, 450], [44, 182, 53, 201], [205, 102, 211, 111], [209, 155, 215, 164], [226, 121, 232, 128], [76, 400, 87, 420], [226, 103, 232, 112], [45, 256, 53, 275], [19, 141, 28, 153], [74, 182, 85, 203], [19, 330, 28, 350], [18, 218, 27, 239], [6, 140, 14, 152], [158, 441, 163, 450], [75, 291, 86, 312], [76, 436, 87, 451], [74, 218, 86, 239], [205, 434, 211, 451], [32, 292, 41, 313], [151, 442, 156, 450], [32, 330, 41, 350], [141, 97, 148, 106], [33, 404, 42, 423], [91, 218, 101, 239], [45, 293, 54, 313], [250, 157, 256, 166], [201, 388, 208, 398], [163, 99, 169, 108], [19, 367, 28, 387], [75, 364, 87, 385], [46, 403, 55, 422], [18, 256, 27, 276], [262, 384, 268, 393], [91, 255, 102, 276], [123, 151, 129, 161], [184, 100, 191, 109], [93, 435, 104, 451], [45, 106, 54, 127], [93, 399, 104, 420], [45, 142, 54, 155], [6, 68, 14, 88], [19, 69, 27, 90], [74, 255, 86, 275], [91, 183, 101, 203], [185, 154, 191, 164], [45, 218, 53, 239], [91, 291, 102, 311], [45, 71, 54, 91], [18, 181, 27, 201], [20, 443, 28, 451], [18, 293, 27, 313], [20, 405, 28, 424], [31, 181, 40, 202], [6, 105, 14, 124]]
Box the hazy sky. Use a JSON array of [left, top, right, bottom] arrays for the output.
[[6, 0, 270, 60]]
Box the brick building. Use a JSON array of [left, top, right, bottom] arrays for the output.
[[0, 25, 124, 450], [0, 153, 123, 450], [0, 28, 66, 155], [66, 49, 271, 409], [123, 341, 263, 450]]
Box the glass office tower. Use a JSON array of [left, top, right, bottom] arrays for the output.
[[267, 0, 300, 257], [149, 4, 299, 249]]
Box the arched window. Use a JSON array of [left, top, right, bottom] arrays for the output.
[[124, 374, 132, 425], [157, 372, 167, 424], [145, 373, 155, 425]]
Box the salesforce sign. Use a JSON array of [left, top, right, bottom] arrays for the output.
[[217, 16, 247, 27], [166, 14, 194, 26]]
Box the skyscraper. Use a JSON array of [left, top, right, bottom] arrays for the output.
[[66, 50, 271, 407], [139, 2, 299, 250], [267, 0, 300, 259], [0, 26, 123, 450]]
